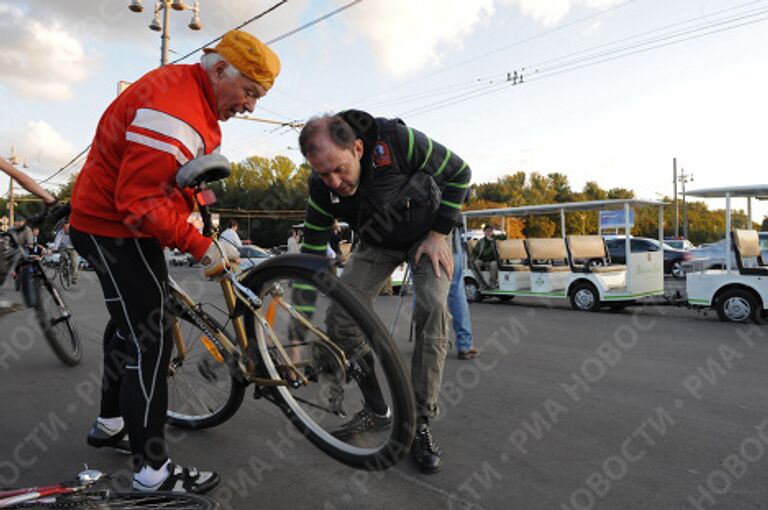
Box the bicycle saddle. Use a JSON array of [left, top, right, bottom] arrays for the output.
[[176, 153, 232, 189]]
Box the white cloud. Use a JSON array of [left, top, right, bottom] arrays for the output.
[[502, 0, 624, 27], [7, 121, 76, 173], [345, 0, 624, 76], [0, 3, 95, 100], [346, 0, 496, 75]]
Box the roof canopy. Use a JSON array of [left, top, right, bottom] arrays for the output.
[[462, 198, 666, 218], [685, 185, 768, 199]]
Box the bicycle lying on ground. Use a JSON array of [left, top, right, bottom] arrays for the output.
[[103, 154, 416, 470], [0, 468, 218, 509], [1, 206, 82, 366]]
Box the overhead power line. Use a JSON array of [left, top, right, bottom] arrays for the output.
[[266, 0, 362, 44], [234, 115, 304, 128], [169, 0, 289, 64], [346, 0, 634, 109], [395, 3, 768, 118], [347, 0, 766, 116], [38, 145, 91, 185]]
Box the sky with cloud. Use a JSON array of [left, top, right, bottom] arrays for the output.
[[1, 0, 767, 220]]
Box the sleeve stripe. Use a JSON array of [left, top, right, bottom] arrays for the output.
[[304, 221, 332, 231], [441, 199, 462, 209], [126, 132, 189, 165], [434, 149, 452, 177], [418, 137, 434, 171], [302, 242, 327, 252], [308, 197, 334, 218], [406, 127, 415, 162], [446, 181, 470, 189], [292, 283, 317, 291], [449, 162, 469, 180], [131, 108, 204, 159], [295, 305, 316, 312]]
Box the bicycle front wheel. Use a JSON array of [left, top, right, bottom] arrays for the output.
[[36, 273, 82, 366], [244, 263, 415, 470], [38, 491, 219, 509]]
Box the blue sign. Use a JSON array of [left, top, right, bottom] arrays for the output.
[[600, 209, 634, 229]]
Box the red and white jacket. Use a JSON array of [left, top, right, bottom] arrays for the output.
[[71, 63, 220, 260]]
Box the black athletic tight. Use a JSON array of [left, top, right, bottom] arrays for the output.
[[71, 227, 172, 470]]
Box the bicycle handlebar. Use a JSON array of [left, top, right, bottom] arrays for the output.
[[28, 202, 71, 227]]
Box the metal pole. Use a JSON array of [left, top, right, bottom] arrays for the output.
[[160, 0, 171, 66], [625, 203, 632, 292], [682, 170, 688, 240], [673, 158, 678, 238], [747, 197, 753, 229], [725, 193, 732, 274], [658, 206, 663, 245], [560, 209, 566, 240]]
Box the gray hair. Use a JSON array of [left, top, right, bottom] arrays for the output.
[[200, 52, 242, 79]]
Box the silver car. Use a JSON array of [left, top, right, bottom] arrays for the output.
[[238, 245, 271, 271], [684, 233, 768, 271]]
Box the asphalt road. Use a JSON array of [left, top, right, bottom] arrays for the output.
[[2, 268, 767, 510]]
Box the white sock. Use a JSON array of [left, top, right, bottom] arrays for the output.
[[97, 416, 124, 433], [134, 459, 172, 489]]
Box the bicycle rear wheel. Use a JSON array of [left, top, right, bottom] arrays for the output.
[[25, 490, 218, 509], [243, 263, 415, 470], [163, 299, 246, 429], [36, 271, 82, 366]]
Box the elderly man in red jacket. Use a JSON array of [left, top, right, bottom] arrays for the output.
[[69, 30, 279, 494]]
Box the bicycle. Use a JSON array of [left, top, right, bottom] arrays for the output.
[[57, 250, 72, 290], [1, 206, 82, 366], [103, 154, 416, 470], [0, 468, 218, 509]]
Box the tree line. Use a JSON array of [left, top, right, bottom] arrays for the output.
[[1, 158, 756, 247]]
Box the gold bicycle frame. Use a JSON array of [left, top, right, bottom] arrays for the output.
[[166, 267, 347, 388]]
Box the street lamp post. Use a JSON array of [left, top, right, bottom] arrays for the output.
[[678, 168, 694, 240], [5, 146, 28, 225], [128, 0, 202, 67]]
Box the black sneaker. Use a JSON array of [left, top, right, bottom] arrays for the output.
[[331, 406, 392, 440], [133, 463, 220, 494], [411, 424, 444, 473], [86, 420, 131, 454]]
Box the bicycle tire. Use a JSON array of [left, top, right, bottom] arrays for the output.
[[13, 490, 219, 509], [59, 253, 71, 290], [243, 264, 416, 471], [103, 311, 246, 430], [36, 271, 82, 366]]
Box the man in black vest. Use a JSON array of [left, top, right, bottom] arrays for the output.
[[297, 110, 471, 473]]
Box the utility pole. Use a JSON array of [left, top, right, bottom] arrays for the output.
[[128, 0, 202, 67], [678, 167, 694, 240], [672, 158, 678, 238]]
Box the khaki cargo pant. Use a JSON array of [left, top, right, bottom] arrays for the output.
[[326, 239, 452, 418]]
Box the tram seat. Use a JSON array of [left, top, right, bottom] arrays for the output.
[[525, 238, 571, 272], [497, 239, 530, 272], [732, 229, 768, 276], [566, 235, 626, 273]]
